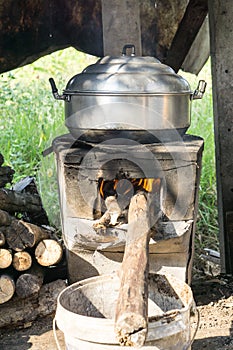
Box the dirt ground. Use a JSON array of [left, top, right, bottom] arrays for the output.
[[0, 273, 233, 349]]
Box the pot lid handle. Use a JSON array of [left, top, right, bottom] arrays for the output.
[[122, 44, 136, 57]]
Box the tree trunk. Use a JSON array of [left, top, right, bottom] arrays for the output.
[[115, 192, 150, 347]]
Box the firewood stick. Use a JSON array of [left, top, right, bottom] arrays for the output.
[[115, 192, 151, 347], [93, 195, 122, 230], [5, 219, 50, 251], [0, 248, 12, 269], [12, 251, 32, 271], [0, 274, 15, 304], [0, 209, 12, 226], [0, 230, 6, 247], [35, 239, 63, 266], [15, 264, 44, 298]]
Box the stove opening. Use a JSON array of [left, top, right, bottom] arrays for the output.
[[94, 178, 162, 230]]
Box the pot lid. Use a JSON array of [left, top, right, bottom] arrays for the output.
[[64, 44, 191, 95]]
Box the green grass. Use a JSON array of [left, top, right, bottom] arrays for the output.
[[0, 50, 219, 254]]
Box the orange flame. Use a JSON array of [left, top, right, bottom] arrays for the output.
[[98, 178, 161, 198]]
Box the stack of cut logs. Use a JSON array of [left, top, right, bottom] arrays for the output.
[[0, 153, 66, 305]]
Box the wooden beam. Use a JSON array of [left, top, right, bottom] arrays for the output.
[[101, 0, 142, 56], [165, 0, 208, 72], [208, 0, 233, 273]]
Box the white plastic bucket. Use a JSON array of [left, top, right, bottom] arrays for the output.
[[54, 273, 196, 349]]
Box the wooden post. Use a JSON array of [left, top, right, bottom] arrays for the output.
[[208, 0, 233, 273], [101, 0, 142, 56]]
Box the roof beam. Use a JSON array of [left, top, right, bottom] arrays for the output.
[[164, 0, 208, 72]]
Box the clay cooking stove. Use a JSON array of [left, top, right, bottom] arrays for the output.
[[52, 133, 203, 284]]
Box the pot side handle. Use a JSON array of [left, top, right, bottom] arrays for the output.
[[49, 78, 67, 101], [191, 80, 207, 100]]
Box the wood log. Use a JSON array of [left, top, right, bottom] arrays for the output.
[[5, 219, 50, 251], [0, 274, 15, 304], [12, 251, 32, 271], [13, 176, 49, 226], [115, 192, 151, 347], [15, 265, 44, 298], [0, 279, 66, 328], [0, 188, 44, 214], [0, 248, 12, 269], [0, 166, 15, 188], [0, 209, 12, 226], [0, 230, 6, 247], [35, 239, 63, 266]]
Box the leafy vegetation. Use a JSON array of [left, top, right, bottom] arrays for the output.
[[0, 49, 218, 252]]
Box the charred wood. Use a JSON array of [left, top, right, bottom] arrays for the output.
[[0, 166, 15, 187], [5, 219, 50, 251], [13, 176, 49, 226], [0, 188, 44, 214]]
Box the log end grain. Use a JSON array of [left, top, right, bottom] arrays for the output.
[[0, 275, 15, 304], [16, 273, 43, 298], [0, 248, 12, 269], [12, 251, 32, 271], [35, 239, 63, 266]]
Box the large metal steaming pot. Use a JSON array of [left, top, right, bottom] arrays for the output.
[[50, 44, 206, 142]]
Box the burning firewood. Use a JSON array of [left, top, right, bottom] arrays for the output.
[[93, 195, 122, 231], [114, 192, 151, 347]]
